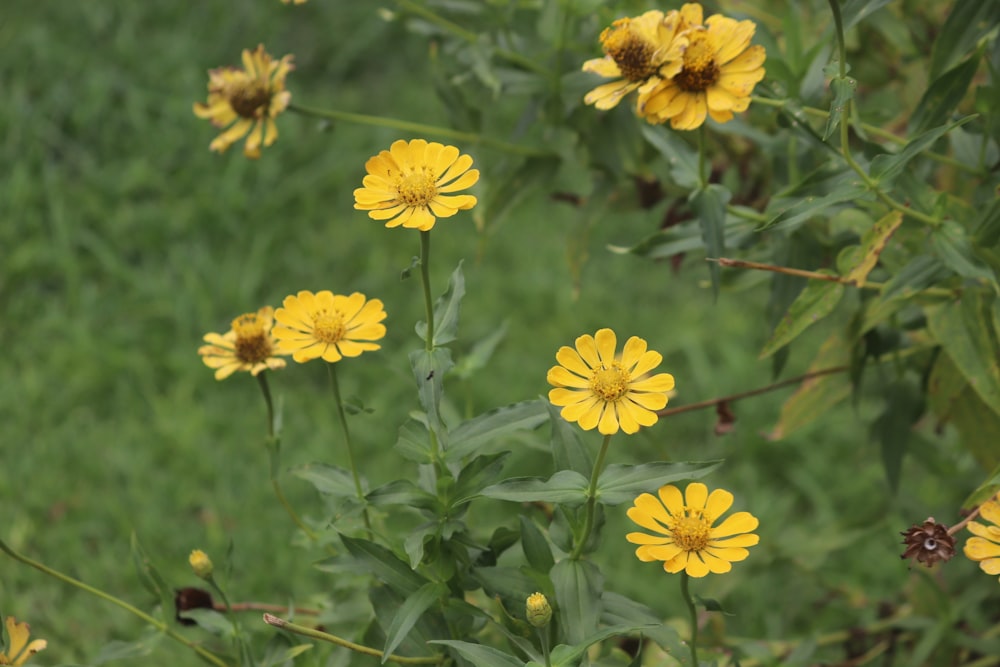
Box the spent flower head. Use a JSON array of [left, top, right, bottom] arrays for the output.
[[193, 44, 294, 158], [273, 290, 387, 364], [900, 518, 955, 567], [0, 617, 46, 666], [198, 306, 287, 380], [353, 139, 479, 231], [547, 328, 675, 435], [627, 482, 759, 577], [963, 498, 1000, 581]]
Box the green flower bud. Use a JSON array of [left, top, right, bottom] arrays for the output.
[[525, 592, 552, 628], [189, 549, 214, 580]]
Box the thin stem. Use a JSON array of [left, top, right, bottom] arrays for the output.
[[570, 434, 612, 560], [0, 540, 230, 667], [256, 372, 276, 437], [207, 575, 251, 664], [263, 614, 444, 665], [697, 125, 708, 188], [327, 363, 373, 537], [948, 491, 1000, 536], [537, 625, 552, 667], [420, 230, 436, 352], [680, 572, 700, 666]]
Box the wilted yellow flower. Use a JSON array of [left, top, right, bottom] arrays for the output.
[[188, 549, 214, 579], [547, 328, 675, 435], [193, 44, 294, 158], [627, 482, 759, 577], [639, 3, 765, 130], [0, 617, 46, 666], [273, 290, 387, 363], [353, 139, 479, 232], [964, 499, 1000, 581], [582, 10, 688, 111], [198, 306, 287, 380]]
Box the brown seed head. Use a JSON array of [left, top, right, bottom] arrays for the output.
[[900, 517, 955, 567]]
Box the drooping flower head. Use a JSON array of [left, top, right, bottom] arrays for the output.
[[547, 328, 675, 435], [193, 44, 294, 158], [627, 482, 759, 577], [198, 306, 287, 380], [639, 3, 766, 130], [353, 139, 479, 232], [0, 617, 47, 666], [273, 290, 387, 364], [583, 10, 689, 111], [963, 498, 1000, 581]]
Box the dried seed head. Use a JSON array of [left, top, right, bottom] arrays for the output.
[[900, 517, 956, 567]]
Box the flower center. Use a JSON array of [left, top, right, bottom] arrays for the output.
[[674, 32, 719, 92], [312, 309, 346, 344], [229, 78, 271, 118], [671, 510, 712, 551], [232, 313, 273, 364], [602, 20, 658, 82], [397, 170, 438, 207], [590, 363, 630, 402]]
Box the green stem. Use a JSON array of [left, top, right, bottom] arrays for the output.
[[263, 613, 444, 665], [256, 372, 276, 438], [0, 540, 230, 667], [420, 230, 436, 352], [697, 125, 708, 188], [570, 434, 612, 560], [288, 103, 549, 157], [680, 572, 700, 666], [537, 625, 552, 667], [327, 363, 373, 537], [207, 575, 252, 664]]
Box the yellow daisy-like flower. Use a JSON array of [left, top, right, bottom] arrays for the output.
[[627, 482, 759, 578], [353, 139, 479, 232], [582, 10, 689, 111], [198, 306, 287, 380], [273, 290, 387, 364], [547, 328, 675, 435], [0, 617, 47, 666], [193, 44, 294, 159], [639, 3, 766, 130], [963, 498, 1000, 581]]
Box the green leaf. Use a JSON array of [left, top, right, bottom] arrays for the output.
[[552, 559, 603, 646], [871, 116, 975, 186], [415, 261, 465, 345], [519, 515, 555, 573], [480, 470, 590, 506], [600, 592, 688, 660], [871, 381, 924, 493], [548, 624, 660, 667], [90, 635, 161, 665], [452, 452, 510, 505], [973, 198, 1000, 247], [762, 176, 868, 231], [841, 0, 894, 29], [382, 582, 445, 663], [409, 347, 454, 444], [759, 273, 845, 359], [823, 75, 857, 140], [910, 46, 984, 134], [640, 124, 699, 189], [446, 399, 550, 462], [367, 480, 438, 511], [177, 608, 235, 637], [928, 351, 1000, 470], [547, 402, 593, 477], [879, 255, 951, 300], [770, 331, 852, 439], [928, 0, 1000, 79], [291, 463, 362, 498], [596, 461, 723, 506], [340, 535, 430, 596], [839, 211, 903, 286], [963, 463, 1000, 509], [930, 219, 995, 282], [129, 533, 172, 622], [452, 322, 509, 380], [429, 640, 523, 667], [395, 417, 434, 464], [690, 184, 731, 297], [608, 217, 755, 260]]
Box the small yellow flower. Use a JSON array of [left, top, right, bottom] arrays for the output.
[[198, 306, 287, 380], [547, 328, 675, 435], [189, 549, 214, 579], [626, 482, 759, 578], [193, 44, 294, 159], [353, 139, 479, 232], [273, 290, 387, 363], [525, 592, 552, 628], [582, 10, 688, 111], [963, 499, 1000, 581], [639, 3, 766, 130], [0, 617, 47, 666]]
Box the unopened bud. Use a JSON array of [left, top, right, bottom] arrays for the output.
[[189, 549, 214, 579], [525, 592, 552, 628]]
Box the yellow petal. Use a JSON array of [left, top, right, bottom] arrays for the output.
[[685, 482, 708, 510], [712, 511, 759, 537], [629, 372, 676, 394], [965, 536, 1000, 560], [571, 397, 604, 431], [685, 552, 711, 577], [555, 345, 593, 376], [617, 399, 658, 430], [547, 366, 591, 389], [628, 494, 674, 533], [597, 404, 620, 434], [574, 334, 600, 369], [594, 328, 618, 366], [708, 533, 759, 548], [980, 500, 1000, 527], [625, 531, 671, 545], [616, 402, 640, 434], [628, 348, 663, 377], [704, 546, 751, 563], [657, 484, 684, 515], [620, 336, 648, 370], [701, 550, 735, 573], [623, 389, 668, 411], [705, 488, 734, 519]]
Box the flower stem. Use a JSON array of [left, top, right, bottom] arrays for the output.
[[537, 625, 552, 667], [0, 539, 230, 667], [327, 363, 373, 538], [680, 572, 700, 666], [570, 434, 612, 560], [263, 613, 444, 665], [420, 230, 436, 352], [697, 125, 708, 189]]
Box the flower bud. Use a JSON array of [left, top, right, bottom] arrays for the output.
[[525, 592, 552, 628], [189, 549, 214, 579]]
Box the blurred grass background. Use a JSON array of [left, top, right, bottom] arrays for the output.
[[0, 1, 992, 665]]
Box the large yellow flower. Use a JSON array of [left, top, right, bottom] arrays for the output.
[[193, 45, 294, 159], [0, 617, 47, 666], [198, 306, 287, 380], [639, 3, 765, 130], [273, 290, 386, 363], [353, 139, 479, 232], [627, 482, 759, 577], [582, 10, 688, 111], [963, 498, 1000, 581], [547, 328, 675, 435]]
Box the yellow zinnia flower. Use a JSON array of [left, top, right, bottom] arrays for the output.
[[353, 139, 479, 232], [273, 290, 387, 363], [627, 482, 759, 578], [963, 498, 1000, 581], [193, 44, 294, 159], [198, 306, 287, 381], [1, 617, 47, 666], [547, 328, 675, 435], [582, 10, 688, 111], [639, 3, 765, 130]]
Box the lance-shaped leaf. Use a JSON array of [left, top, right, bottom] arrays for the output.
[[429, 640, 523, 667], [770, 330, 852, 440], [640, 124, 699, 189], [409, 347, 453, 446], [930, 219, 994, 283], [838, 211, 903, 287], [929, 0, 1000, 78], [691, 184, 731, 297], [552, 558, 603, 645], [910, 50, 983, 134], [340, 535, 430, 596], [871, 116, 975, 186], [595, 460, 723, 505], [760, 272, 845, 359], [416, 262, 465, 345], [382, 582, 446, 663], [445, 399, 549, 463], [481, 470, 590, 506], [292, 462, 363, 498]]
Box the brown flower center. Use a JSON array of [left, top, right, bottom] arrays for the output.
[[397, 170, 438, 207], [602, 20, 658, 82], [312, 309, 346, 344], [671, 511, 712, 551], [229, 79, 272, 118], [232, 313, 273, 364], [590, 363, 630, 402], [674, 32, 719, 92]]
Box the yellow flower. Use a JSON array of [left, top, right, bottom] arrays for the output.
[[547, 328, 675, 435], [353, 139, 479, 232], [582, 10, 688, 111], [963, 498, 1000, 581], [639, 3, 765, 130], [198, 306, 287, 380], [193, 44, 294, 159], [0, 617, 46, 666], [273, 290, 387, 363], [188, 549, 214, 579], [626, 482, 759, 577]]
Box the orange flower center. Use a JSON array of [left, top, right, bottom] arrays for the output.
[[397, 170, 438, 207], [312, 309, 346, 344], [671, 510, 712, 551], [590, 363, 630, 402], [674, 31, 719, 92], [602, 20, 658, 82], [232, 313, 274, 364], [229, 78, 272, 118]]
